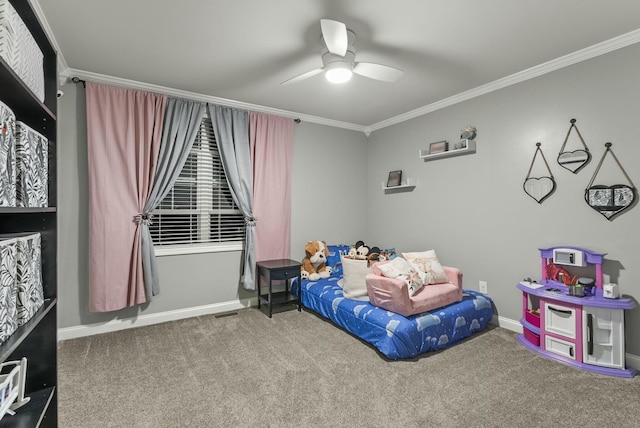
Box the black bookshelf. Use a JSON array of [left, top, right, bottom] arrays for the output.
[[0, 0, 58, 426]]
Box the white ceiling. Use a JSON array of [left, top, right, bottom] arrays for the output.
[[36, 0, 640, 130]]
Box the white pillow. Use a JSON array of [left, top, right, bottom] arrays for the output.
[[339, 256, 372, 301], [377, 257, 426, 296], [401, 250, 449, 285]]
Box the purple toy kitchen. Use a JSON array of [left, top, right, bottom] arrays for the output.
[[517, 246, 636, 377]]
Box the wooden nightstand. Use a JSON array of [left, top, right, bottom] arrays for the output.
[[256, 259, 302, 318]]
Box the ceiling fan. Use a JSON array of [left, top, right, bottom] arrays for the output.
[[281, 19, 404, 85]]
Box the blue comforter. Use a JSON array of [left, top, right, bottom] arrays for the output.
[[293, 275, 494, 360]]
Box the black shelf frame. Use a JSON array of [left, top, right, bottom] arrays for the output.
[[0, 387, 56, 428], [0, 0, 59, 426], [0, 299, 56, 362]]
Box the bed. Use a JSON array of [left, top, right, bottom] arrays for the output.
[[292, 274, 494, 360]]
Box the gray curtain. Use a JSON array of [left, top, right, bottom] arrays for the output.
[[208, 104, 256, 290], [140, 98, 205, 299]]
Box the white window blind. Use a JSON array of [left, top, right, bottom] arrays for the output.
[[149, 111, 245, 249]]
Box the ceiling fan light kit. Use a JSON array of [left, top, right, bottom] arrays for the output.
[[282, 19, 403, 86], [325, 63, 353, 83], [323, 49, 355, 83]]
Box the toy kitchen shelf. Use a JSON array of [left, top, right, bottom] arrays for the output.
[[419, 140, 476, 161], [381, 178, 416, 193], [517, 246, 636, 378]]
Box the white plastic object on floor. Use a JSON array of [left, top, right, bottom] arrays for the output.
[[0, 357, 30, 420]]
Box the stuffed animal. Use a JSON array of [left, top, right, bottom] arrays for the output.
[[301, 240, 331, 281], [351, 241, 383, 262]]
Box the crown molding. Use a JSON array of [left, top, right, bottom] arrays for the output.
[[365, 28, 640, 135], [59, 68, 367, 133]]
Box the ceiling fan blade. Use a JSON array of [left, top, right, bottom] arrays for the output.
[[320, 19, 348, 56], [353, 62, 404, 82], [280, 68, 324, 85]]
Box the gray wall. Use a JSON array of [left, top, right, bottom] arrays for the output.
[[56, 83, 367, 328], [57, 42, 640, 357], [366, 43, 640, 355]]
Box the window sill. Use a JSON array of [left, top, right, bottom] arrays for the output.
[[154, 243, 243, 257]]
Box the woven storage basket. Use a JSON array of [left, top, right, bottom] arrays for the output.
[[14, 233, 44, 325], [0, 23, 18, 70], [0, 0, 44, 101], [15, 121, 47, 208], [0, 237, 18, 344], [14, 12, 43, 101], [0, 100, 16, 207]]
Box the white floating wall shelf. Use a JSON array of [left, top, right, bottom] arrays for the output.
[[382, 177, 417, 193], [419, 140, 476, 161]]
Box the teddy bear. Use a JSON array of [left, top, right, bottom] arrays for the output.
[[301, 240, 332, 281]]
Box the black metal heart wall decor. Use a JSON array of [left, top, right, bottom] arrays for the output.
[[558, 119, 591, 174], [585, 143, 637, 221], [585, 185, 637, 220], [524, 142, 556, 204], [557, 149, 591, 174], [524, 177, 557, 204]]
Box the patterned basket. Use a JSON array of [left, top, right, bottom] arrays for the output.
[[0, 0, 44, 102], [14, 233, 43, 325], [0, 23, 18, 70], [0, 237, 18, 344], [15, 121, 47, 208], [14, 15, 44, 102], [0, 100, 16, 207]]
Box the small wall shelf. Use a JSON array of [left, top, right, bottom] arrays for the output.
[[382, 178, 416, 193], [420, 140, 476, 161]]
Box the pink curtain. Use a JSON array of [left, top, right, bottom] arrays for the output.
[[249, 112, 294, 261], [86, 82, 167, 312]]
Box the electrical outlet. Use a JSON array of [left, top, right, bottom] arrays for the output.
[[479, 281, 488, 294]]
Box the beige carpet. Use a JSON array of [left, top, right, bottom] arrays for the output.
[[58, 308, 640, 427]]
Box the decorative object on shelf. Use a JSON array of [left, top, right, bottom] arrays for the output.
[[0, 357, 30, 420], [454, 139, 468, 150], [429, 140, 448, 154], [454, 125, 477, 150], [584, 142, 637, 220], [557, 118, 591, 174], [386, 170, 402, 187], [523, 142, 556, 204], [460, 125, 477, 140]]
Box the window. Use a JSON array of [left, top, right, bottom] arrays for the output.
[[149, 111, 245, 254]]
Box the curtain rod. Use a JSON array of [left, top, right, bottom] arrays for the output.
[[70, 76, 301, 123], [71, 76, 86, 87]]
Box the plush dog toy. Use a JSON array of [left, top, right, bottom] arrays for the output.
[[301, 240, 331, 281]]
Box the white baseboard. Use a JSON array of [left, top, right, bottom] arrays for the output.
[[626, 353, 640, 372], [491, 315, 523, 333], [492, 315, 640, 372], [57, 297, 258, 341]]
